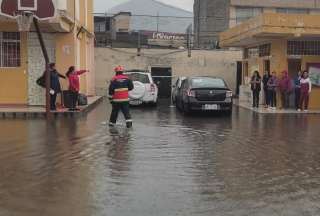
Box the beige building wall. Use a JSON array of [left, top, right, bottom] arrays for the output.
[[230, 0, 320, 8], [229, 0, 320, 28], [95, 48, 242, 95]]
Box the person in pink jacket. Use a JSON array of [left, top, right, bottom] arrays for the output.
[[66, 66, 89, 111], [299, 70, 312, 112], [279, 70, 292, 109]]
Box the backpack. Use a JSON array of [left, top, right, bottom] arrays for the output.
[[36, 73, 46, 88]]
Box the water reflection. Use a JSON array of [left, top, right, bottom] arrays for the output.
[[0, 102, 320, 216]]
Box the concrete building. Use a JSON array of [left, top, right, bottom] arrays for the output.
[[106, 0, 193, 34], [194, 0, 320, 49], [95, 48, 242, 97], [220, 13, 320, 109], [0, 0, 95, 106], [94, 12, 191, 49]]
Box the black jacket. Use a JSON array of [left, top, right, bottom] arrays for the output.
[[108, 74, 134, 102]]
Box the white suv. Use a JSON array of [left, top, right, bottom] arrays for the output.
[[124, 71, 158, 106]]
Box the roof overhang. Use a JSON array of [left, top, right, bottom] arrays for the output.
[[0, 11, 72, 33], [220, 13, 320, 48]]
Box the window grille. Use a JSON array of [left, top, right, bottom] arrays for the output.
[[288, 41, 320, 56], [0, 32, 21, 68], [259, 44, 271, 57], [276, 8, 310, 14]]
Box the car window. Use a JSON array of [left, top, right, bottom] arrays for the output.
[[126, 73, 150, 84], [191, 78, 226, 88]]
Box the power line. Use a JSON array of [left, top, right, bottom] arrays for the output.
[[94, 13, 193, 19]]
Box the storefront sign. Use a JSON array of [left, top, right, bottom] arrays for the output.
[[141, 31, 186, 41], [152, 32, 185, 41]]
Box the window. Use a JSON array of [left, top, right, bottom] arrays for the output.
[[288, 41, 320, 56], [126, 73, 150, 84], [244, 47, 259, 59], [94, 22, 106, 32], [276, 8, 310, 14], [191, 78, 226, 89], [0, 32, 21, 67], [259, 44, 271, 57], [236, 7, 262, 24]]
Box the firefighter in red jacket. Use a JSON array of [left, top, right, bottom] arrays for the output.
[[108, 66, 134, 128]]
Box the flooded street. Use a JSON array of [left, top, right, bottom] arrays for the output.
[[1, 100, 320, 216]]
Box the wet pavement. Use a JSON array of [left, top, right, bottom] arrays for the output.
[[1, 100, 320, 216]]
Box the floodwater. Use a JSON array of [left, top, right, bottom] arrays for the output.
[[1, 100, 320, 216]]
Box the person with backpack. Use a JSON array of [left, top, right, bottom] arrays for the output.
[[299, 70, 312, 112], [250, 71, 262, 108], [47, 63, 66, 111], [108, 66, 134, 128], [66, 66, 89, 111]]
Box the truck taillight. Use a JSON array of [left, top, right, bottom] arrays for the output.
[[187, 89, 196, 97]]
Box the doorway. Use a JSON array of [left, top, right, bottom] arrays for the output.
[[151, 67, 172, 99], [236, 61, 242, 96], [288, 59, 301, 78], [264, 60, 270, 74], [288, 59, 302, 108]]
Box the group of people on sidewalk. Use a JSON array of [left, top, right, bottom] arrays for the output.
[[39, 63, 89, 111], [251, 70, 312, 111]]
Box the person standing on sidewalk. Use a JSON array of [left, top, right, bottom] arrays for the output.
[[294, 71, 302, 110], [108, 66, 134, 128], [262, 71, 271, 107], [49, 63, 66, 111], [267, 71, 278, 110], [299, 70, 312, 112], [66, 66, 89, 111], [250, 71, 262, 108], [279, 70, 292, 109]]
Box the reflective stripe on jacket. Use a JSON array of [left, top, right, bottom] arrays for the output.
[[108, 74, 134, 103]]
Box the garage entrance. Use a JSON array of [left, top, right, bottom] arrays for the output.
[[151, 67, 172, 99]]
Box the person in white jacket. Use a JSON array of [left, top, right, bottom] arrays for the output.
[[299, 70, 312, 111]]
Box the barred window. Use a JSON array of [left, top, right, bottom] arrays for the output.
[[288, 41, 320, 56], [0, 32, 21, 68], [244, 47, 259, 59], [259, 44, 271, 57], [276, 8, 310, 14]]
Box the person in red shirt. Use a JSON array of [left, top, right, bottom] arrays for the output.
[[66, 66, 89, 111]]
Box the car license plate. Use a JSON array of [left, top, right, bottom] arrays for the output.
[[130, 100, 142, 106], [203, 104, 219, 110]]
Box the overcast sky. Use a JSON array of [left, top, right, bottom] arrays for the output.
[[94, 0, 194, 13]]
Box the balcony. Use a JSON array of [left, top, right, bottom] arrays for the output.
[[220, 13, 320, 47]]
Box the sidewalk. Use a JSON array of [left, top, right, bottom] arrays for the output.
[[234, 99, 320, 114], [0, 96, 103, 118]]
